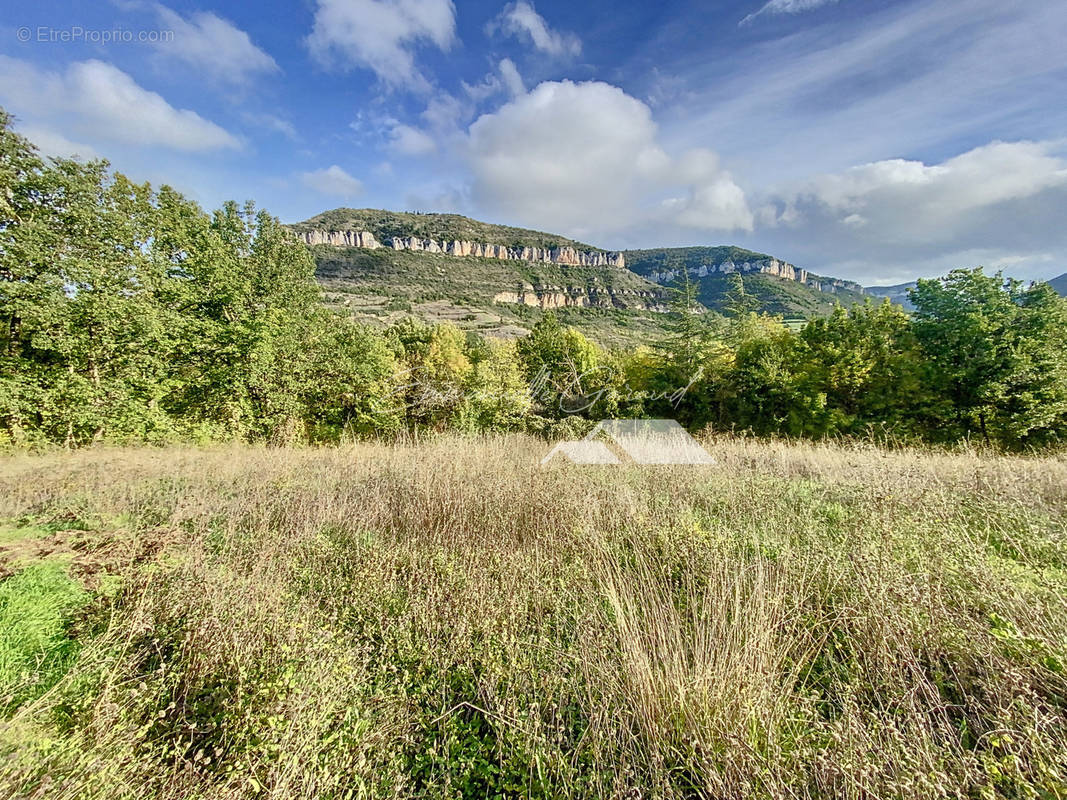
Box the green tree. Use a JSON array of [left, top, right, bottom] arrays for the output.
[[911, 268, 1067, 447], [517, 313, 602, 418], [723, 314, 823, 436], [799, 300, 928, 438], [458, 338, 532, 431]]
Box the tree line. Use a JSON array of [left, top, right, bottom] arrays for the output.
[[3, 112, 1066, 450]]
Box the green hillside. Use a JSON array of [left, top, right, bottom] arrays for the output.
[[1049, 272, 1067, 296], [865, 281, 916, 310], [625, 245, 776, 272], [291, 208, 603, 251], [314, 245, 671, 349], [694, 273, 866, 317], [626, 246, 868, 318], [290, 211, 888, 341]]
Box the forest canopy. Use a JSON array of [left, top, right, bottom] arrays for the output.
[[3, 111, 1066, 450]]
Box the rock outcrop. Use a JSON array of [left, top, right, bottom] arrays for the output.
[[298, 230, 625, 268], [300, 230, 383, 249], [647, 258, 864, 295], [492, 283, 667, 311]]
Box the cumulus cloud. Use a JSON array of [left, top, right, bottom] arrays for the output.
[[753, 139, 1067, 282], [300, 165, 364, 196], [740, 0, 841, 26], [497, 59, 525, 97], [461, 59, 525, 105], [389, 123, 437, 155], [0, 56, 240, 151], [465, 80, 752, 238], [306, 0, 456, 91], [153, 5, 279, 86], [488, 1, 581, 57], [777, 140, 1067, 242], [16, 126, 99, 160]]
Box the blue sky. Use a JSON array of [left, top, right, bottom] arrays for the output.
[[1, 0, 1066, 284]]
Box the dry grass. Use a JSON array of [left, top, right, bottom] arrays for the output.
[[0, 435, 1065, 799]]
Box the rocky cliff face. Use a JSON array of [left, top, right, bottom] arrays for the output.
[[647, 258, 864, 295], [299, 230, 625, 268], [492, 284, 666, 311]]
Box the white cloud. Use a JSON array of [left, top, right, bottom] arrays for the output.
[[306, 0, 457, 91], [488, 1, 580, 57], [676, 0, 1067, 187], [16, 126, 99, 160], [779, 140, 1067, 241], [466, 80, 752, 238], [389, 124, 437, 155], [461, 59, 524, 104], [740, 0, 840, 26], [0, 56, 240, 152], [153, 5, 279, 86], [300, 165, 364, 196], [752, 139, 1067, 282], [242, 112, 300, 141], [497, 59, 525, 97]]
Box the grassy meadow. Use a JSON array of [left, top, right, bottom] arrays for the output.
[[0, 436, 1065, 799]]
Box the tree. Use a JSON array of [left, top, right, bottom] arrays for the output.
[[723, 313, 820, 436], [911, 268, 1067, 447], [722, 273, 760, 318], [389, 320, 473, 429], [799, 300, 928, 438], [517, 313, 601, 418], [458, 338, 532, 431]]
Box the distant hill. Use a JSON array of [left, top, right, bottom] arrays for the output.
[[290, 208, 601, 252], [1049, 272, 1067, 296], [287, 209, 670, 348], [626, 246, 867, 318], [865, 274, 1067, 309], [865, 282, 916, 310], [289, 209, 884, 343]]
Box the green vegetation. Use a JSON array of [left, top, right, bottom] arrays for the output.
[[626, 244, 779, 271], [4, 109, 1067, 799], [0, 561, 86, 709], [0, 438, 1065, 798], [313, 244, 668, 347], [695, 272, 865, 316], [3, 111, 1067, 450], [290, 208, 603, 251], [626, 246, 869, 317]]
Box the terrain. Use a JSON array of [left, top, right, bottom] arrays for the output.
[[289, 210, 877, 345], [866, 272, 1067, 310], [1051, 272, 1067, 296], [625, 246, 868, 319], [1, 437, 1065, 799], [865, 281, 917, 310]]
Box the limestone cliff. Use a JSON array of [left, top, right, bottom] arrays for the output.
[[298, 230, 625, 268], [643, 258, 864, 295], [492, 283, 667, 311]]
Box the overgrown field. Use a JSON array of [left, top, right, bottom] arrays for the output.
[[0, 437, 1065, 799]]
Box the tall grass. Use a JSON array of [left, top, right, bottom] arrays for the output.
[[0, 435, 1064, 799]]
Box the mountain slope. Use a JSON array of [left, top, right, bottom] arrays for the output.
[[291, 208, 602, 252], [1049, 272, 1067, 296], [289, 209, 671, 348], [289, 209, 883, 343], [865, 282, 916, 310], [625, 246, 867, 318]]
